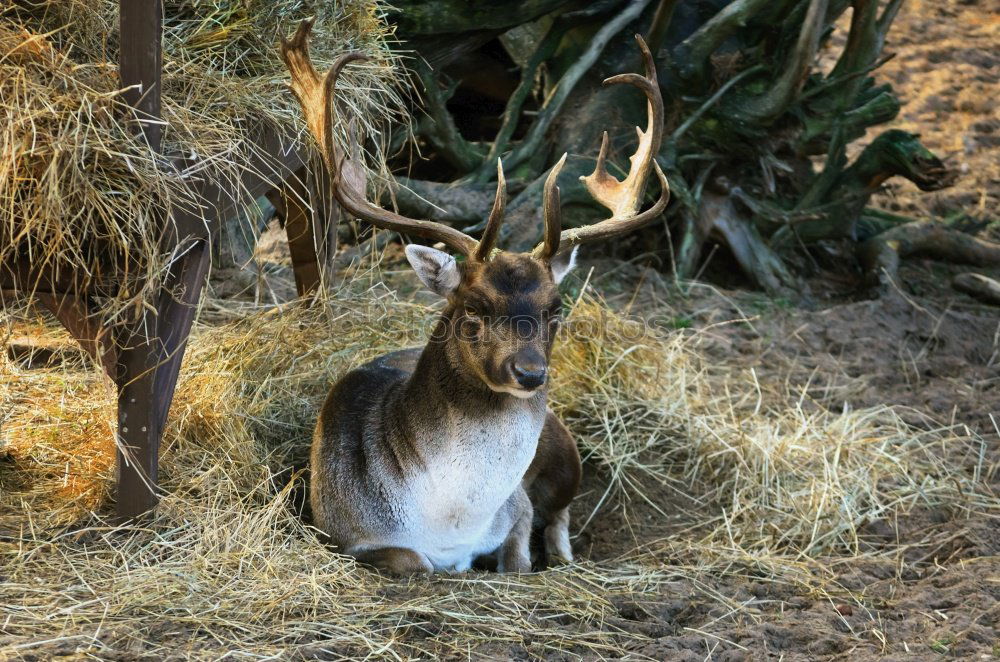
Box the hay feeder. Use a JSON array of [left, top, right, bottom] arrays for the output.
[[1, 0, 339, 521]]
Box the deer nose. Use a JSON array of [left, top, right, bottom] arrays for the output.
[[511, 353, 547, 389]]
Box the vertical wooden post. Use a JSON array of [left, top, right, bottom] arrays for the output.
[[116, 0, 164, 519], [114, 236, 211, 522], [115, 234, 210, 520], [115, 312, 163, 520], [119, 0, 163, 151], [282, 169, 324, 297]]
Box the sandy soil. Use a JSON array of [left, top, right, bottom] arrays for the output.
[[565, 260, 1000, 659], [870, 0, 999, 224]]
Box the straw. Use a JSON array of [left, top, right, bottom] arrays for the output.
[[2, 272, 994, 657]]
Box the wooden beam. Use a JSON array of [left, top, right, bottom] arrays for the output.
[[115, 0, 164, 520], [114, 307, 162, 519], [36, 294, 118, 378], [168, 126, 305, 240], [0, 259, 116, 296], [150, 236, 211, 437], [114, 235, 212, 521]]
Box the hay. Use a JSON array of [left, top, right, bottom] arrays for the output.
[[0, 1, 405, 320], [0, 351, 114, 527], [551, 297, 991, 558], [1, 275, 995, 657]]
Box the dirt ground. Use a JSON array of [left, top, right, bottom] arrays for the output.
[[564, 262, 1000, 659], [869, 0, 999, 224]]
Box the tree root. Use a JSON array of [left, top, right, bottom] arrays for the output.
[[412, 60, 486, 173], [731, 0, 828, 125], [499, 157, 598, 252], [774, 131, 955, 248], [691, 192, 800, 297], [859, 220, 1000, 291], [953, 273, 1000, 306], [386, 178, 497, 225], [674, 0, 795, 82], [471, 19, 568, 183], [502, 0, 654, 173]]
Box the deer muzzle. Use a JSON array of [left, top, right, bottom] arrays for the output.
[[509, 349, 547, 390]]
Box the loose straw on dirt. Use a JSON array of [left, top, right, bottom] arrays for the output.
[[2, 272, 994, 658]]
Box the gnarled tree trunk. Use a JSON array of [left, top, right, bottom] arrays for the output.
[[339, 0, 981, 298]]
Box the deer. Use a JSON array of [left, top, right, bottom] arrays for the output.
[[280, 19, 669, 575]]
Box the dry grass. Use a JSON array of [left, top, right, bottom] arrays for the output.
[[1, 272, 995, 658], [0, 0, 405, 321], [0, 359, 114, 527]]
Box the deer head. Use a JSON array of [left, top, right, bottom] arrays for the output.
[[280, 20, 669, 397]]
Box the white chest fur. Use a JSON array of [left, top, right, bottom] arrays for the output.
[[392, 400, 544, 570]]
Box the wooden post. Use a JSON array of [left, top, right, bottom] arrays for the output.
[[114, 312, 163, 519], [114, 236, 210, 520], [116, 0, 164, 519], [281, 169, 324, 297], [119, 0, 163, 151], [150, 236, 211, 438], [279, 164, 342, 298]]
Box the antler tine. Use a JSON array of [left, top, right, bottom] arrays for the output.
[[280, 19, 478, 256], [533, 34, 669, 256], [473, 159, 507, 261], [536, 153, 568, 260]]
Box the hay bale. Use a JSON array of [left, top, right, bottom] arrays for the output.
[[0, 362, 114, 527], [0, 1, 406, 318]]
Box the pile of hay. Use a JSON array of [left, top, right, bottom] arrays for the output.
[[1, 274, 993, 657], [0, 0, 405, 317]]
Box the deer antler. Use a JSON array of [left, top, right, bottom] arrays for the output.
[[281, 22, 667, 263], [473, 159, 507, 261], [280, 18, 506, 257], [534, 35, 669, 260]]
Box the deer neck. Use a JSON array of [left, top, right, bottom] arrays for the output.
[[397, 316, 546, 456]]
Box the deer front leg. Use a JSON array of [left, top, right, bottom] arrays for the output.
[[525, 411, 581, 565], [496, 487, 533, 573]]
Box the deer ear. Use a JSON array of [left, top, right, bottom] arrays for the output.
[[550, 246, 578, 285], [405, 244, 461, 297]]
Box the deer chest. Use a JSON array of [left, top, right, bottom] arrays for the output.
[[398, 405, 544, 566], [421, 407, 541, 511]]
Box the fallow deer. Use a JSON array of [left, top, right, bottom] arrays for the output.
[[280, 20, 668, 574]]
